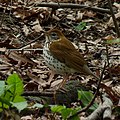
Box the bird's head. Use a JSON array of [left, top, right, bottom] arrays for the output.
[[45, 29, 66, 42]]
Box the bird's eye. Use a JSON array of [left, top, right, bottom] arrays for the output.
[[50, 32, 59, 40]]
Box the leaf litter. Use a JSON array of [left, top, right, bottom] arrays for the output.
[[0, 0, 120, 119]]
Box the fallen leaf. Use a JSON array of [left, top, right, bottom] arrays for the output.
[[32, 19, 43, 32], [22, 25, 29, 36]]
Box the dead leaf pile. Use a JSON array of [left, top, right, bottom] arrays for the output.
[[0, 0, 120, 119]]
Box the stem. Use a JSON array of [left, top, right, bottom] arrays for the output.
[[107, 0, 120, 37]]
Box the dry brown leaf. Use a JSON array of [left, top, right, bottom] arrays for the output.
[[32, 68, 48, 74], [114, 2, 120, 10], [13, 6, 40, 20], [84, 11, 96, 18], [76, 11, 84, 21], [7, 51, 36, 66], [52, 14, 60, 21], [0, 40, 16, 49], [103, 35, 115, 40], [22, 25, 29, 36], [108, 65, 120, 75], [21, 115, 33, 120], [67, 14, 75, 21], [32, 19, 43, 32], [51, 79, 63, 87], [0, 48, 6, 52], [26, 70, 50, 88], [19, 42, 43, 50], [0, 55, 12, 66], [0, 65, 11, 70], [108, 12, 120, 26]]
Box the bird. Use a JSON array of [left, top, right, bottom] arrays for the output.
[[43, 28, 99, 88]]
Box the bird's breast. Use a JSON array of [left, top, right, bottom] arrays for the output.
[[43, 45, 76, 74]]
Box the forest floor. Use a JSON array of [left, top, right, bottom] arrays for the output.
[[0, 0, 120, 120]]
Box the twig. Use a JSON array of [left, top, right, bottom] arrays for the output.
[[105, 45, 113, 81], [8, 48, 43, 51], [106, 45, 110, 67], [18, 32, 44, 49], [107, 0, 120, 37], [22, 91, 54, 97], [68, 62, 106, 119], [35, 2, 111, 14]]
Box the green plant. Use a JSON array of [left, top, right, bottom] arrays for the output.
[[74, 22, 87, 31], [78, 90, 98, 112], [50, 90, 99, 120], [51, 105, 80, 120], [0, 73, 27, 112], [104, 38, 120, 44]]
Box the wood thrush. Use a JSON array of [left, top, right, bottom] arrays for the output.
[[43, 29, 99, 87]]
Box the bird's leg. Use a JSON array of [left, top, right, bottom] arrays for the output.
[[59, 74, 69, 88], [53, 74, 69, 103]]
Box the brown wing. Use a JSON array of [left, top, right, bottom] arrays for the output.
[[49, 38, 87, 72]]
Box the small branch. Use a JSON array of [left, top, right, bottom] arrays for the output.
[[18, 32, 44, 49], [68, 62, 106, 119], [35, 2, 111, 14], [8, 48, 43, 51], [106, 45, 113, 81], [22, 91, 54, 97], [107, 0, 120, 37], [106, 45, 110, 67]]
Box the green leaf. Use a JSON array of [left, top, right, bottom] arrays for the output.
[[0, 82, 12, 110], [78, 90, 98, 111], [114, 106, 120, 115], [11, 101, 27, 112], [2, 88, 14, 102], [6, 73, 24, 95], [68, 115, 80, 120], [51, 105, 66, 113], [0, 94, 11, 111], [105, 38, 120, 44], [13, 95, 26, 103], [11, 96, 27, 112], [74, 22, 86, 31], [0, 102, 9, 112], [0, 81, 5, 95], [0, 96, 11, 106], [51, 105, 81, 120], [61, 108, 72, 120], [32, 103, 44, 108], [0, 74, 27, 112], [61, 108, 80, 120], [0, 83, 12, 109], [78, 90, 93, 103]]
